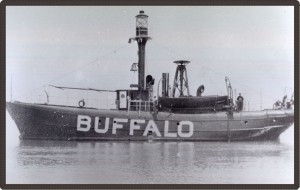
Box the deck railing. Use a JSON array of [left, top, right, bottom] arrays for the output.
[[127, 99, 155, 116]]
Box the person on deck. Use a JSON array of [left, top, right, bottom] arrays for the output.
[[236, 93, 244, 112]]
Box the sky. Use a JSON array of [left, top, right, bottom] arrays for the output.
[[6, 6, 294, 110]]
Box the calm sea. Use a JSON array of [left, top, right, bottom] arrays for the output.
[[6, 111, 294, 184]]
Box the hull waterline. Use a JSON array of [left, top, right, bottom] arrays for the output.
[[6, 101, 294, 141]]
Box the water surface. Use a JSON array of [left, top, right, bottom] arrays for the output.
[[6, 113, 294, 184]]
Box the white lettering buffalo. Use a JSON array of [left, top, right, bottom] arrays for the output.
[[77, 115, 194, 138]]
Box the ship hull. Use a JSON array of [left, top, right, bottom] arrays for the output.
[[6, 101, 294, 141]]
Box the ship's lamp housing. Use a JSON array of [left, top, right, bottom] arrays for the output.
[[136, 10, 148, 36]]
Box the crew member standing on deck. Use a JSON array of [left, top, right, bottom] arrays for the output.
[[236, 93, 244, 112]]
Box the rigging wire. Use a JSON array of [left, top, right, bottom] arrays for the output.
[[149, 41, 189, 60], [15, 43, 130, 100], [48, 44, 129, 85], [149, 41, 279, 100]]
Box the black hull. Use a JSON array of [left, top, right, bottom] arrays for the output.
[[6, 101, 294, 141]]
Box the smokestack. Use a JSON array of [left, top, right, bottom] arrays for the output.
[[162, 73, 169, 97]]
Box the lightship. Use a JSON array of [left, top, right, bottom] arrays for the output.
[[6, 11, 294, 141]]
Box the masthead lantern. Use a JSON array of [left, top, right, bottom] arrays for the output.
[[136, 10, 148, 36], [128, 11, 151, 90]]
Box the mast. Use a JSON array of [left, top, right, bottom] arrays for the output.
[[129, 10, 151, 90], [172, 60, 190, 97]]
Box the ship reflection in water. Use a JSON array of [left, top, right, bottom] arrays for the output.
[[6, 127, 293, 184]]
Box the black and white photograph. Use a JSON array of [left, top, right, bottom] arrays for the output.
[[3, 3, 297, 187]]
